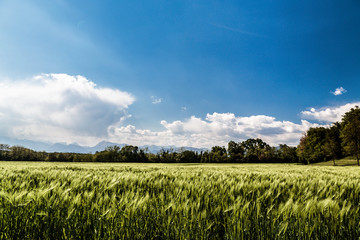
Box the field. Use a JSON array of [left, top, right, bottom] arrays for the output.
[[313, 158, 359, 166], [1, 162, 360, 239]]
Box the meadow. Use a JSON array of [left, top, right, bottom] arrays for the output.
[[1, 162, 360, 239]]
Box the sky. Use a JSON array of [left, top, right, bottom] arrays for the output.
[[0, 0, 359, 148]]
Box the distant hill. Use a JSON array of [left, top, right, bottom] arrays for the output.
[[0, 137, 208, 154]]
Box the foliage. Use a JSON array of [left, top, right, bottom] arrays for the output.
[[324, 123, 343, 165], [241, 138, 271, 163], [0, 140, 298, 164], [297, 107, 360, 165], [297, 127, 328, 164], [277, 144, 298, 163], [209, 146, 228, 163], [341, 106, 360, 165], [227, 140, 244, 163]]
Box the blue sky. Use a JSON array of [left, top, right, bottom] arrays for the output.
[[0, 0, 359, 148]]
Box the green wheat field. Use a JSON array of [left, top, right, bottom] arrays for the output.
[[1, 162, 360, 239]]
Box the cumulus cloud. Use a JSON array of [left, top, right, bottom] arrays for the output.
[[108, 112, 322, 148], [0, 74, 134, 145], [332, 87, 347, 96], [2, 74, 355, 148], [301, 102, 360, 123], [151, 96, 162, 104]]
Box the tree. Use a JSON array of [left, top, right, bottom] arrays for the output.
[[200, 151, 210, 163], [296, 127, 328, 164], [227, 141, 244, 162], [241, 138, 270, 163], [159, 148, 177, 163], [277, 144, 298, 163], [176, 150, 199, 163], [0, 144, 10, 160], [105, 145, 121, 162], [119, 145, 140, 162], [341, 106, 360, 166], [264, 146, 277, 163], [209, 146, 227, 163], [324, 122, 342, 166], [296, 134, 307, 164]]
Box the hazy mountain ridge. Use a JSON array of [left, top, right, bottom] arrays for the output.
[[0, 137, 208, 154]]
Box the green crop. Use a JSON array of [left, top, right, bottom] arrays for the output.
[[0, 162, 359, 239]]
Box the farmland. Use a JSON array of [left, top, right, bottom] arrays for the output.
[[1, 162, 360, 239]]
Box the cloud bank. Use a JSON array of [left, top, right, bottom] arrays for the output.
[[0, 74, 134, 145], [1, 74, 356, 148], [301, 102, 360, 123], [108, 113, 320, 148]]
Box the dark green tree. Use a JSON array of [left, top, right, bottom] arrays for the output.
[[227, 141, 244, 162], [176, 150, 199, 163], [296, 134, 307, 164], [324, 122, 342, 166], [278, 144, 299, 163], [200, 151, 210, 163], [296, 127, 328, 164], [159, 148, 177, 163], [9, 146, 39, 161], [341, 106, 360, 166], [277, 144, 298, 163], [0, 144, 10, 160], [241, 138, 270, 163], [119, 145, 140, 162], [209, 146, 227, 163]]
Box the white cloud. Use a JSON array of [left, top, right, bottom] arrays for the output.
[[332, 87, 347, 96], [151, 96, 162, 104], [0, 74, 134, 145], [2, 74, 355, 149], [301, 102, 360, 123], [108, 112, 322, 148]]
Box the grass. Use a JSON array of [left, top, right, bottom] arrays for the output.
[[1, 162, 360, 239], [313, 157, 359, 166]]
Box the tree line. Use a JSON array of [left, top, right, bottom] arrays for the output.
[[0, 139, 298, 164], [297, 106, 360, 165], [0, 107, 359, 164]]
